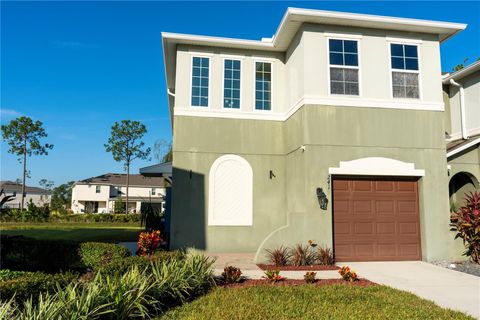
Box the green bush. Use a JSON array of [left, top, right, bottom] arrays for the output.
[[98, 250, 184, 276], [4, 253, 216, 318], [0, 269, 31, 281], [78, 242, 131, 269], [0, 210, 142, 223], [0, 235, 82, 273], [0, 236, 131, 273], [0, 271, 78, 303]]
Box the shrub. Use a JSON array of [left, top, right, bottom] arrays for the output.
[[78, 242, 131, 269], [339, 266, 358, 282], [262, 270, 285, 283], [265, 246, 291, 266], [149, 253, 216, 309], [304, 271, 317, 284], [137, 230, 162, 256], [0, 271, 78, 303], [222, 266, 242, 284], [0, 236, 131, 273], [450, 191, 480, 264], [0, 298, 17, 319], [290, 243, 317, 266], [0, 269, 31, 281], [1, 253, 216, 319], [0, 235, 82, 273], [0, 211, 142, 223], [317, 245, 335, 265], [98, 250, 184, 276]]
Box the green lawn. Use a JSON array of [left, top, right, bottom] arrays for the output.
[[159, 285, 473, 320], [0, 223, 141, 242]]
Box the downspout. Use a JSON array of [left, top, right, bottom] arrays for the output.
[[167, 89, 175, 97], [449, 78, 468, 140]]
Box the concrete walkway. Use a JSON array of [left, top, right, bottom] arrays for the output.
[[344, 261, 480, 319]]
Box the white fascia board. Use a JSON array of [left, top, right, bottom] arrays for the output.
[[328, 157, 426, 177], [447, 137, 480, 158]]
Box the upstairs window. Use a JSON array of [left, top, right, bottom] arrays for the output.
[[95, 185, 101, 193], [390, 44, 419, 99], [191, 57, 209, 107], [223, 59, 241, 109], [151, 188, 156, 195], [329, 39, 359, 95], [255, 62, 271, 110]]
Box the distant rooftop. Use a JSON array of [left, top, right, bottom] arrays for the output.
[[0, 181, 51, 195], [76, 173, 165, 187]]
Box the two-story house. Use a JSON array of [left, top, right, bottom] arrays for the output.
[[162, 8, 468, 262], [442, 61, 480, 208], [71, 173, 166, 214], [0, 181, 51, 209]]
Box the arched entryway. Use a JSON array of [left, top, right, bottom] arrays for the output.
[[449, 172, 479, 210]]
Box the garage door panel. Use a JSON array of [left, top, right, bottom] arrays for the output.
[[333, 177, 421, 261]]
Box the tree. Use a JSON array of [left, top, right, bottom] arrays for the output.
[[50, 181, 75, 211], [153, 139, 172, 163], [105, 120, 150, 214], [39, 179, 54, 191], [1, 116, 53, 210]]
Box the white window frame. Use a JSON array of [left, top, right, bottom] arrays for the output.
[[189, 55, 212, 108], [253, 59, 273, 112], [95, 185, 101, 193], [387, 40, 422, 101], [326, 36, 362, 97], [151, 188, 156, 195], [221, 57, 243, 110]]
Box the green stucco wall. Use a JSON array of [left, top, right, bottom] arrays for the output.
[[171, 105, 464, 262]]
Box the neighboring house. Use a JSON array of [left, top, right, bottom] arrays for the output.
[[161, 8, 469, 262], [443, 61, 480, 207], [71, 173, 166, 214], [0, 181, 51, 208]]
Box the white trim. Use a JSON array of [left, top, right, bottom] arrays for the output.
[[189, 55, 212, 109], [328, 157, 425, 176], [208, 154, 253, 226], [388, 42, 423, 101], [447, 137, 480, 158], [326, 36, 362, 98], [221, 57, 243, 111], [252, 59, 273, 112], [324, 32, 363, 39], [174, 96, 444, 121], [443, 60, 480, 83], [386, 37, 423, 44]]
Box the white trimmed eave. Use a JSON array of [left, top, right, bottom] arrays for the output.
[[447, 137, 480, 158]]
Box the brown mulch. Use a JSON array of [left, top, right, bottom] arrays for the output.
[[222, 278, 375, 288], [257, 264, 339, 271]]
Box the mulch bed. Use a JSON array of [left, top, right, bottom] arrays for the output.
[[257, 264, 339, 271], [222, 278, 375, 288]]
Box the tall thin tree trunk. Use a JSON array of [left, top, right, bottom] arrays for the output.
[[21, 138, 27, 211], [126, 164, 129, 214]]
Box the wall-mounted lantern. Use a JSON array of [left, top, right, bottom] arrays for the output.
[[316, 187, 328, 210]]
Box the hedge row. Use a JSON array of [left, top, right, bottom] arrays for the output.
[[0, 235, 130, 273], [0, 211, 142, 223], [0, 270, 78, 303]]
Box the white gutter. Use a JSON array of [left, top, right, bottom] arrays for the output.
[[449, 78, 468, 140], [167, 89, 175, 97]]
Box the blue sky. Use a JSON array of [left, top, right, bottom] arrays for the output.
[[1, 1, 479, 187]]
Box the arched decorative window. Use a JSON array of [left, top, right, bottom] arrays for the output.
[[208, 155, 253, 226]]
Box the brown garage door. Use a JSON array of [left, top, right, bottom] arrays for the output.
[[333, 178, 421, 261]]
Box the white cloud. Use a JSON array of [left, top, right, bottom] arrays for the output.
[[0, 108, 23, 118]]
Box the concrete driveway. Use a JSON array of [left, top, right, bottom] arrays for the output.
[[344, 261, 480, 319]]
